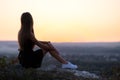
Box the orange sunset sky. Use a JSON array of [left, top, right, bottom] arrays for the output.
[[0, 0, 120, 42]]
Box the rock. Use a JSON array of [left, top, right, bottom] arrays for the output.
[[0, 64, 101, 80], [74, 70, 99, 78], [38, 65, 99, 79], [42, 68, 99, 79]]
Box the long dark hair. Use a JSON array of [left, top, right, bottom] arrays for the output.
[[21, 12, 34, 32], [18, 12, 35, 50]]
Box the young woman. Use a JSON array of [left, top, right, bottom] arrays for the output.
[[18, 12, 78, 69]]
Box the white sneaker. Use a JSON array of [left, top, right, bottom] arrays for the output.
[[62, 62, 78, 69]]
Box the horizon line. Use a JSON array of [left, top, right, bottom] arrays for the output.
[[0, 40, 120, 43]]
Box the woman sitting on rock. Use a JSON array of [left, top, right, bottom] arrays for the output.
[[17, 12, 78, 69]]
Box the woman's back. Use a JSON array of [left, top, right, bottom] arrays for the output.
[[18, 30, 35, 51]]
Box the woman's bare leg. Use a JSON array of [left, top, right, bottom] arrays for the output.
[[41, 42, 78, 69], [49, 50, 68, 64], [42, 42, 68, 64]]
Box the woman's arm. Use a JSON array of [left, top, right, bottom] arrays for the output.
[[39, 41, 50, 44], [31, 33, 53, 51]]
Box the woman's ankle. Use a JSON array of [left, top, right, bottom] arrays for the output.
[[62, 61, 68, 64]]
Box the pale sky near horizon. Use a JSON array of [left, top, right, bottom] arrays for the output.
[[0, 0, 120, 42]]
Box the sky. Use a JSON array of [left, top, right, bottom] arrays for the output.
[[0, 0, 120, 42]]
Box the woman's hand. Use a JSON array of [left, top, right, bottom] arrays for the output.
[[41, 43, 54, 51]]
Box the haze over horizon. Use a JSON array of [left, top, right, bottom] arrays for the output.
[[0, 0, 120, 42]]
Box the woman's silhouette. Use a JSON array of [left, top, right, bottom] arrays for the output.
[[18, 12, 77, 69]]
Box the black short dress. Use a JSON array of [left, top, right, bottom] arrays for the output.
[[18, 39, 44, 68]]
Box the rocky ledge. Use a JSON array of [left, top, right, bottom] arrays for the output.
[[0, 64, 101, 80]]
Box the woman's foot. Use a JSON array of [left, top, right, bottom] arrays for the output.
[[62, 62, 78, 69]]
